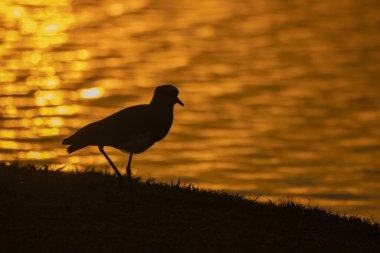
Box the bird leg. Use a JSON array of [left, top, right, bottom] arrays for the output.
[[126, 153, 133, 178], [98, 146, 122, 179], [126, 153, 134, 204]]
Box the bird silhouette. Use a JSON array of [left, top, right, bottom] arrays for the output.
[[62, 85, 184, 193]]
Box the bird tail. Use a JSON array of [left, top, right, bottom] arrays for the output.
[[62, 137, 87, 154], [62, 137, 72, 145], [67, 145, 86, 154]]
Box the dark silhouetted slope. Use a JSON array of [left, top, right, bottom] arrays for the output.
[[0, 162, 379, 253]]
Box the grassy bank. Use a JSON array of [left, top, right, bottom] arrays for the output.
[[0, 162, 379, 253]]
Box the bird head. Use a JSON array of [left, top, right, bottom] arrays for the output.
[[151, 85, 184, 107]]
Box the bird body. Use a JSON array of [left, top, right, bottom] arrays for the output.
[[63, 104, 172, 154], [62, 85, 184, 182]]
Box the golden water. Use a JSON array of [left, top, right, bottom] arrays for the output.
[[1, 0, 380, 220]]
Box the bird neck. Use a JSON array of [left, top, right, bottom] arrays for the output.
[[150, 97, 174, 111]]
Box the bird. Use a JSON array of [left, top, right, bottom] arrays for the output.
[[62, 85, 184, 193]]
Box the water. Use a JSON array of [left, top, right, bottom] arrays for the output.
[[1, 0, 380, 220]]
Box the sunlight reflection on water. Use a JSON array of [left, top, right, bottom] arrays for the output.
[[1, 0, 380, 220]]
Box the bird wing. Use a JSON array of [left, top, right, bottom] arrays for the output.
[[63, 105, 154, 147]]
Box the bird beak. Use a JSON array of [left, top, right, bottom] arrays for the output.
[[175, 97, 184, 106]]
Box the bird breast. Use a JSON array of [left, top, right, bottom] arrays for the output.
[[152, 109, 173, 142]]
